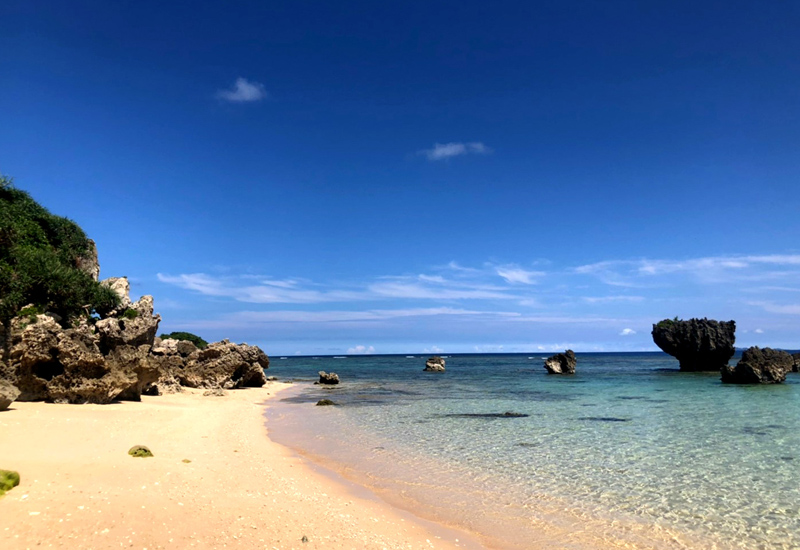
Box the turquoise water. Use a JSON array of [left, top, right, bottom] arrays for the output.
[[266, 353, 800, 550]]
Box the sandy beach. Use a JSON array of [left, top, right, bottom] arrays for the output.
[[0, 383, 482, 550]]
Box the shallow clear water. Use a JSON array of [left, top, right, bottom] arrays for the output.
[[266, 353, 800, 550]]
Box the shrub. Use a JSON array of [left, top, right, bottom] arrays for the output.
[[159, 331, 208, 349], [0, 175, 119, 338], [121, 308, 139, 320]]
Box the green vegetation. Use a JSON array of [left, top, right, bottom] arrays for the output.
[[0, 175, 120, 341], [0, 469, 20, 496], [159, 331, 208, 349], [656, 316, 682, 329], [128, 445, 153, 458], [121, 308, 139, 320]]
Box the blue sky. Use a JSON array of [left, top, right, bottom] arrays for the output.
[[2, 1, 799, 354]]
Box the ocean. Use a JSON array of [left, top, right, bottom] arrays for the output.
[[265, 353, 800, 550]]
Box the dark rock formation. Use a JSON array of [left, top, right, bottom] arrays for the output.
[[721, 347, 794, 384], [792, 353, 800, 373], [544, 350, 577, 374], [318, 371, 340, 385], [0, 379, 20, 411], [424, 356, 446, 372], [651, 318, 736, 371]]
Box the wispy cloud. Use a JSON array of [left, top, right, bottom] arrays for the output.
[[419, 142, 491, 161], [620, 328, 636, 336], [747, 301, 800, 315], [347, 345, 375, 355], [216, 77, 268, 103], [495, 265, 544, 285], [583, 296, 644, 304], [576, 254, 800, 287]]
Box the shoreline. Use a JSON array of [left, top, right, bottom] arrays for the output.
[[0, 383, 482, 549]]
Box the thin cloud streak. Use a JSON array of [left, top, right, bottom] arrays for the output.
[[419, 142, 491, 161]]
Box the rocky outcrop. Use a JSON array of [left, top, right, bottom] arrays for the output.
[[95, 295, 160, 351], [147, 339, 268, 392], [101, 276, 132, 315], [544, 350, 577, 374], [792, 353, 800, 373], [651, 318, 736, 371], [318, 371, 340, 385], [721, 347, 794, 384], [0, 379, 20, 411], [424, 356, 446, 372], [76, 239, 100, 281]]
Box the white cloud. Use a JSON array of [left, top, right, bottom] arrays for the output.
[[620, 328, 636, 336], [748, 301, 800, 315], [216, 77, 267, 103], [583, 296, 645, 304], [423, 346, 444, 354], [754, 328, 764, 334], [347, 345, 375, 355], [419, 142, 491, 161], [576, 254, 800, 287], [495, 266, 544, 285]]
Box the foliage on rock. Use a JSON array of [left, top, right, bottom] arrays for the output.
[[0, 176, 119, 330], [159, 331, 208, 349]]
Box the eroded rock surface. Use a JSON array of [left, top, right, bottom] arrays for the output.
[[651, 318, 736, 371], [544, 350, 577, 374], [424, 356, 446, 372], [318, 371, 340, 385], [721, 347, 794, 384], [0, 379, 20, 411]]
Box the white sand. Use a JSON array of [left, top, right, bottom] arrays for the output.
[[0, 383, 483, 549]]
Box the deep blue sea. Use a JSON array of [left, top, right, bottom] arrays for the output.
[[265, 352, 800, 550]]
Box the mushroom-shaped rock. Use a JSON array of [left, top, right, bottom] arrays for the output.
[[651, 318, 736, 371], [424, 356, 446, 372], [318, 371, 340, 385], [721, 347, 794, 384], [0, 379, 20, 411], [544, 350, 577, 374]]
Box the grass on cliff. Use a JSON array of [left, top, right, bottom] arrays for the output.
[[159, 331, 209, 349], [0, 175, 120, 331]]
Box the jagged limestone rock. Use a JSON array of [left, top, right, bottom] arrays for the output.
[[722, 347, 794, 384], [424, 356, 446, 372], [652, 318, 736, 371], [544, 350, 577, 374]]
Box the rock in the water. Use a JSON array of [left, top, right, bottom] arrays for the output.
[[0, 379, 20, 411], [651, 318, 736, 371], [128, 445, 153, 458], [792, 353, 800, 373], [318, 371, 340, 385], [424, 356, 446, 372], [544, 350, 577, 374], [316, 399, 337, 406], [721, 347, 794, 384]]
